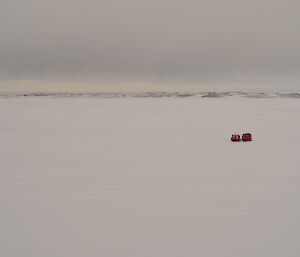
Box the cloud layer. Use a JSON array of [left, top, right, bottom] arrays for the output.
[[1, 0, 300, 91]]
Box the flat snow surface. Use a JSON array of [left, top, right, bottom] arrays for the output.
[[1, 97, 300, 257]]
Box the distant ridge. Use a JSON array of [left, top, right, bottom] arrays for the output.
[[1, 92, 300, 99]]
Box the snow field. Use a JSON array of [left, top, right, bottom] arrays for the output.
[[1, 97, 300, 257]]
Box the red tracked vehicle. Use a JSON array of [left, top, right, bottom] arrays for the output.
[[231, 134, 241, 142]]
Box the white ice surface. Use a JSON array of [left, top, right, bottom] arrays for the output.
[[1, 97, 300, 257]]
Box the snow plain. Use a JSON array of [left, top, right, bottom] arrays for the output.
[[1, 95, 300, 257]]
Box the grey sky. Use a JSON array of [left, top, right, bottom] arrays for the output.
[[1, 0, 300, 91]]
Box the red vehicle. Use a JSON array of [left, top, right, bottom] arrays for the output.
[[231, 134, 241, 142], [242, 133, 252, 141]]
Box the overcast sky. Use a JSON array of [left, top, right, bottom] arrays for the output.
[[1, 0, 300, 92]]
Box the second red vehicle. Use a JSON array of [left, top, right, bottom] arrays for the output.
[[242, 133, 252, 141]]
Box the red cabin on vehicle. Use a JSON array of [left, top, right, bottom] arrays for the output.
[[242, 133, 252, 141], [231, 134, 241, 142]]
